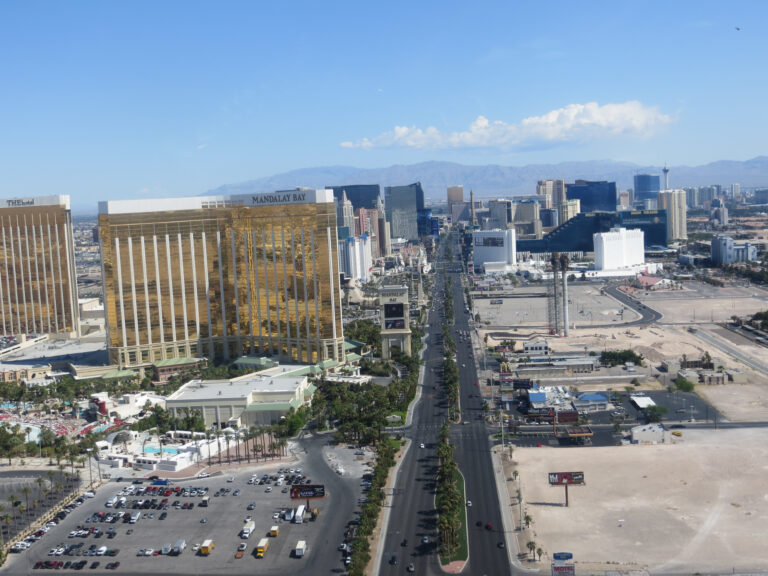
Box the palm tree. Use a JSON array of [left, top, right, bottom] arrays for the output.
[[536, 547, 543, 562], [216, 431, 222, 466], [526, 540, 536, 561], [242, 428, 251, 463], [21, 486, 31, 526], [1, 513, 10, 545], [224, 431, 232, 464], [524, 514, 532, 528], [17, 503, 27, 532]]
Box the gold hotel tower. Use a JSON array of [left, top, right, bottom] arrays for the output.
[[98, 189, 345, 368], [0, 195, 79, 336]]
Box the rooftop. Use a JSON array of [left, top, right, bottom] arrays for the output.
[[167, 364, 310, 403]]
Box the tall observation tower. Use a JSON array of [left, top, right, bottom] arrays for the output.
[[663, 164, 670, 190]]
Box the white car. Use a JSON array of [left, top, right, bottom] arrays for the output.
[[83, 491, 95, 498], [466, 500, 472, 507], [197, 472, 210, 478], [272, 512, 280, 520], [419, 443, 425, 449], [48, 548, 57, 556], [69, 531, 78, 538], [244, 516, 252, 523], [265, 486, 272, 493]]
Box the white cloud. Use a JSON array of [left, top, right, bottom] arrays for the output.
[[340, 101, 673, 150]]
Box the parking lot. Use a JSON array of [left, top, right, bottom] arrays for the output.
[[4, 456, 345, 575], [4, 436, 376, 576]]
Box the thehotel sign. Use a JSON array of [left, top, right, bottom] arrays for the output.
[[6, 199, 35, 207]]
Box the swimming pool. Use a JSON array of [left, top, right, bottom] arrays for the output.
[[143, 446, 179, 455]]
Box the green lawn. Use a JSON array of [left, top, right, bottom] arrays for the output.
[[439, 470, 469, 565]]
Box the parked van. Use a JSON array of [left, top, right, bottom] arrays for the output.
[[130, 512, 141, 524], [106, 496, 117, 508]]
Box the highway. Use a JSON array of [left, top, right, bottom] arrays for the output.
[[379, 236, 512, 576]]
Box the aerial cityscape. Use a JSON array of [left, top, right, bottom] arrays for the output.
[[2, 2, 768, 576]]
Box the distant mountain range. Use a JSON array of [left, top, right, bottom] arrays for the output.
[[209, 157, 768, 201]]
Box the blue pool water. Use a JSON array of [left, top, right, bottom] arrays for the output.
[[143, 446, 179, 455]]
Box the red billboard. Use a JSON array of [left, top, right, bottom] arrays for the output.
[[548, 471, 584, 485]]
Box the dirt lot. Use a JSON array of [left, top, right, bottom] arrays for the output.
[[514, 428, 768, 574]]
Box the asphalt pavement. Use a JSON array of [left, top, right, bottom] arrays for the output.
[[378, 237, 512, 576]]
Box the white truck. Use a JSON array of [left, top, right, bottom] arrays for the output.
[[105, 496, 117, 508], [172, 539, 186, 555], [294, 504, 305, 524], [241, 521, 255, 539], [295, 540, 306, 557]]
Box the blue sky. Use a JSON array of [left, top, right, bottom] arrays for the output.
[[1, 0, 766, 207]]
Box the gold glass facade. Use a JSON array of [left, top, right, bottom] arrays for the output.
[[0, 196, 79, 336], [99, 197, 345, 368]]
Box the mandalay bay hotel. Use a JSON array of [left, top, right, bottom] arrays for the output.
[[98, 189, 345, 369]]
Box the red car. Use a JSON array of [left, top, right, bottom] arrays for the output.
[[485, 523, 493, 531]]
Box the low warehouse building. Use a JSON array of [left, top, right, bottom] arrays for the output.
[[166, 365, 316, 428]]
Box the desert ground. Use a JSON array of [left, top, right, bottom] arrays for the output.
[[513, 428, 768, 574]]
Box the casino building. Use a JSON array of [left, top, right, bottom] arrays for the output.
[[98, 190, 344, 368], [0, 195, 79, 337]]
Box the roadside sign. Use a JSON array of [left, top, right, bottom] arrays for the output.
[[552, 564, 575, 576], [290, 484, 325, 499], [548, 471, 584, 485], [553, 552, 573, 561]]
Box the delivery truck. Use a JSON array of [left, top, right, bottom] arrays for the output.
[[295, 540, 306, 558], [241, 521, 255, 539], [256, 538, 269, 558], [200, 539, 214, 556]]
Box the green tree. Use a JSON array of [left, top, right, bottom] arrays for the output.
[[527, 540, 536, 561]]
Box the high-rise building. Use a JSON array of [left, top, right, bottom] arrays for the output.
[[711, 234, 757, 266], [658, 189, 687, 242], [447, 186, 464, 205], [593, 227, 645, 270], [557, 199, 581, 226], [633, 174, 661, 205], [385, 182, 426, 241], [335, 190, 355, 232], [684, 187, 699, 209], [98, 190, 344, 368], [356, 207, 380, 258], [327, 185, 381, 212], [0, 195, 80, 337], [472, 229, 517, 273], [566, 180, 617, 212], [731, 183, 741, 200], [338, 234, 373, 282], [618, 190, 632, 208], [537, 180, 566, 207]]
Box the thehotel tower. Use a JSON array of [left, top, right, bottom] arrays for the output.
[[99, 189, 344, 368], [0, 195, 79, 336]]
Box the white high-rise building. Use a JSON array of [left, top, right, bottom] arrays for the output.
[[658, 189, 687, 243], [593, 227, 645, 270], [472, 229, 516, 273], [338, 234, 373, 282]]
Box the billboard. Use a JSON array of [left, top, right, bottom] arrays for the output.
[[552, 565, 575, 576], [385, 319, 406, 330], [384, 303, 404, 318], [548, 472, 584, 485], [290, 484, 325, 499]]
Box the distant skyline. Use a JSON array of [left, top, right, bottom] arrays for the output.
[[1, 1, 766, 206]]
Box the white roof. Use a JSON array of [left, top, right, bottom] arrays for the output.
[[1, 195, 70, 209], [630, 394, 656, 409], [99, 189, 333, 215]]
